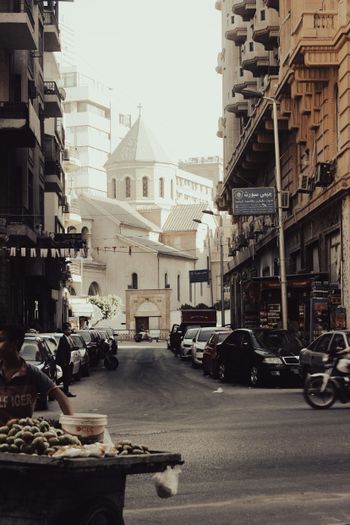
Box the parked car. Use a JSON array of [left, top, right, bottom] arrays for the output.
[[51, 333, 82, 379], [75, 330, 100, 367], [202, 330, 233, 377], [191, 327, 230, 367], [70, 333, 90, 377], [216, 328, 303, 387], [179, 327, 200, 360], [21, 335, 62, 410], [299, 330, 350, 380]]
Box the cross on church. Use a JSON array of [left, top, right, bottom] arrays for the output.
[[137, 104, 143, 117]]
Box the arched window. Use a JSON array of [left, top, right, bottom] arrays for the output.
[[159, 177, 164, 198], [132, 272, 138, 289], [170, 179, 174, 199], [177, 274, 180, 301], [142, 177, 148, 197], [88, 281, 100, 296], [125, 177, 131, 198], [68, 226, 77, 233], [112, 178, 117, 199]]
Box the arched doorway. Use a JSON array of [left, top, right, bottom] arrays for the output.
[[135, 300, 161, 333]]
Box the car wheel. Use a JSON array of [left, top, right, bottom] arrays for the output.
[[250, 365, 263, 387], [218, 361, 228, 382]]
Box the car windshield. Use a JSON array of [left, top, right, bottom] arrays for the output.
[[20, 342, 41, 362], [184, 328, 198, 339], [198, 329, 216, 342], [71, 335, 84, 348], [253, 330, 302, 355]]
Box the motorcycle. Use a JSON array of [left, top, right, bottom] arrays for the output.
[[303, 353, 350, 409], [99, 337, 119, 370], [134, 331, 153, 343]]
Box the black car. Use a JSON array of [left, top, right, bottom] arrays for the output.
[[216, 328, 303, 387], [20, 335, 59, 410], [299, 330, 350, 380]]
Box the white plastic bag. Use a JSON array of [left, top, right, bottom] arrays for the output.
[[153, 465, 181, 498]]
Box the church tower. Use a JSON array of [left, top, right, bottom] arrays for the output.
[[104, 114, 177, 228]]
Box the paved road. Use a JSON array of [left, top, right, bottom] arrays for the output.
[[45, 343, 350, 525]]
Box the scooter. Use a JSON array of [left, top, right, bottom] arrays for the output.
[[134, 331, 153, 343], [98, 338, 119, 370], [303, 354, 350, 409]]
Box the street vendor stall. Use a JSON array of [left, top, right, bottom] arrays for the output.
[[0, 415, 182, 524], [0, 450, 182, 524]]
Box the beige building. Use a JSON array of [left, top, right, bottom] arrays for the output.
[[216, 0, 350, 340]]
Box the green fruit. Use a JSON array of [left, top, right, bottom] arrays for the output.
[[0, 444, 10, 452], [6, 436, 15, 446], [21, 431, 34, 442], [0, 426, 9, 435], [20, 443, 34, 454], [48, 437, 60, 446], [9, 445, 18, 453], [14, 438, 24, 448]]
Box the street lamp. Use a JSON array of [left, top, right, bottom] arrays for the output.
[[202, 210, 225, 327], [193, 219, 214, 307], [241, 89, 288, 330]]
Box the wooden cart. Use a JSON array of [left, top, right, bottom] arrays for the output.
[[0, 451, 182, 524]]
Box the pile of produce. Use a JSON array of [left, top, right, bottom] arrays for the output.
[[51, 440, 151, 458], [0, 417, 81, 455], [114, 440, 150, 455]]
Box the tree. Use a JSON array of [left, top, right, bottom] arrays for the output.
[[88, 294, 122, 320]]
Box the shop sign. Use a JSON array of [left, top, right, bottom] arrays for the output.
[[54, 233, 85, 250], [232, 187, 275, 216], [189, 269, 209, 283]]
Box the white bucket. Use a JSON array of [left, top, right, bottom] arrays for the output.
[[60, 413, 108, 444]]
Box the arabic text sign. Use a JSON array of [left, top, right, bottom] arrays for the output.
[[232, 187, 276, 216]]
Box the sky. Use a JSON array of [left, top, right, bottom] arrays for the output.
[[59, 0, 223, 162]]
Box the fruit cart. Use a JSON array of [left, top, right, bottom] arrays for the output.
[[0, 450, 182, 524]]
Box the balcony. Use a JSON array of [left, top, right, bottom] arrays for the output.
[[0, 0, 36, 49], [55, 118, 65, 149], [253, 6, 279, 50], [290, 11, 338, 65], [232, 0, 256, 22], [241, 41, 276, 77], [43, 8, 60, 52], [44, 134, 63, 195], [232, 67, 257, 93], [44, 81, 63, 118], [0, 101, 41, 147], [227, 92, 249, 116], [226, 22, 247, 46], [0, 207, 37, 245]]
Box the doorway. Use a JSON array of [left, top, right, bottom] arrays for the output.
[[135, 317, 149, 332]]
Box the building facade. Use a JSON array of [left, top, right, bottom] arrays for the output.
[[216, 0, 350, 341], [0, 0, 79, 330]]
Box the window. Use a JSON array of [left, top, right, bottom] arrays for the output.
[[142, 177, 148, 197], [260, 9, 266, 20], [132, 273, 138, 289], [125, 177, 131, 198], [315, 334, 332, 353], [112, 178, 117, 199], [249, 42, 254, 52], [88, 282, 100, 296], [177, 275, 181, 301], [159, 177, 164, 198], [164, 273, 168, 288]]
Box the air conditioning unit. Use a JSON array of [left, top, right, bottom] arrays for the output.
[[314, 162, 334, 187], [298, 174, 312, 194], [63, 148, 70, 161], [281, 191, 290, 209], [28, 80, 38, 100]]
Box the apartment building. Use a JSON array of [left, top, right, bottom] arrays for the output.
[[215, 0, 350, 340], [0, 0, 81, 330]]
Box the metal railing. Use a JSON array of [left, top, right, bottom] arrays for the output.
[[0, 0, 34, 27], [44, 81, 60, 97], [0, 207, 35, 229], [43, 8, 58, 28], [0, 101, 28, 119]]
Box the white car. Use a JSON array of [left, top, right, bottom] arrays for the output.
[[179, 327, 199, 359], [191, 327, 228, 367]]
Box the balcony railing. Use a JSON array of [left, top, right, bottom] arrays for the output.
[[0, 0, 35, 49], [253, 6, 279, 50], [0, 207, 35, 230], [0, 0, 34, 27], [43, 8, 58, 27], [290, 11, 338, 64], [0, 101, 40, 147], [44, 81, 60, 97], [232, 0, 256, 22]]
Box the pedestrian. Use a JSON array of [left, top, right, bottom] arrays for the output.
[[56, 322, 76, 398], [0, 324, 73, 424]]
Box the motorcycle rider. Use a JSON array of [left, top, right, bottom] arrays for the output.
[[329, 344, 350, 374]]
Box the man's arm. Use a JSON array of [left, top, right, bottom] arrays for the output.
[[51, 387, 73, 415]]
